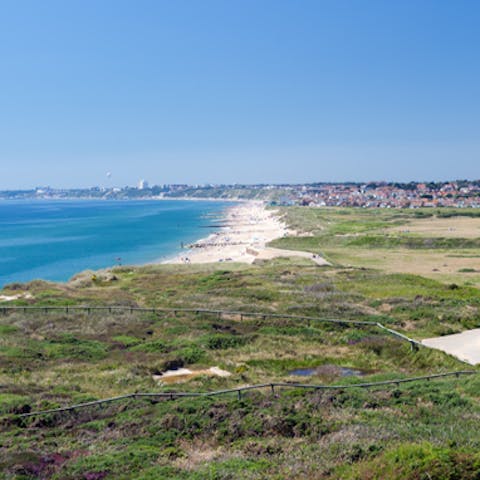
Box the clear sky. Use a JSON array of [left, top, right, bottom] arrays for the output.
[[0, 0, 479, 188]]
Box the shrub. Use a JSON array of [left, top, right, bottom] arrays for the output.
[[340, 443, 480, 480], [112, 335, 141, 347], [174, 346, 204, 364], [131, 340, 168, 353], [45, 335, 108, 360], [204, 334, 251, 350]]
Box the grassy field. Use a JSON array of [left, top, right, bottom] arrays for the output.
[[271, 207, 480, 286], [1, 207, 480, 479]]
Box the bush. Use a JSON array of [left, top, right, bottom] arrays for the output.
[[45, 335, 108, 360], [131, 340, 168, 353], [173, 346, 205, 364], [340, 443, 480, 479], [112, 335, 141, 347], [204, 334, 251, 350]]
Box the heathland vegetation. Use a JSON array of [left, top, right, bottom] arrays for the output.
[[1, 207, 480, 479]]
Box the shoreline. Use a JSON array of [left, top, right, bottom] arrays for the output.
[[0, 199, 240, 288], [0, 200, 327, 291], [161, 201, 280, 264], [162, 201, 329, 266]]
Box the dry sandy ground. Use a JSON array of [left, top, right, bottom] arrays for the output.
[[164, 202, 329, 266], [338, 248, 480, 275], [389, 216, 480, 238], [0, 293, 33, 302], [321, 214, 480, 284], [422, 329, 480, 365]]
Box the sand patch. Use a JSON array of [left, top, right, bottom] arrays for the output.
[[153, 366, 231, 384], [0, 293, 33, 302], [422, 329, 480, 364]]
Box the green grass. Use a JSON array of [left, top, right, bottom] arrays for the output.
[[338, 443, 480, 479], [3, 376, 480, 479], [271, 207, 480, 252]]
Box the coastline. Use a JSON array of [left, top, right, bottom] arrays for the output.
[[162, 201, 329, 266], [0, 199, 237, 287], [0, 199, 328, 290]]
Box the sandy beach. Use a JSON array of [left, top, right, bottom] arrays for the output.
[[164, 202, 329, 266]]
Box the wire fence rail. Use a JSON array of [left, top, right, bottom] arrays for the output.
[[0, 304, 422, 348], [16, 371, 477, 418]]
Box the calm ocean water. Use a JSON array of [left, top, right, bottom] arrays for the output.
[[0, 199, 230, 287]]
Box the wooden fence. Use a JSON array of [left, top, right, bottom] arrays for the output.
[[2, 306, 475, 418], [0, 304, 422, 348], [17, 371, 476, 418]]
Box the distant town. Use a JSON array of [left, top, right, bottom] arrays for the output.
[[2, 179, 480, 208]]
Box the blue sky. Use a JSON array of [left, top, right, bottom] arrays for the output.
[[0, 0, 479, 188]]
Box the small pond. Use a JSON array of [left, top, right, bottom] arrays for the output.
[[289, 365, 366, 377]]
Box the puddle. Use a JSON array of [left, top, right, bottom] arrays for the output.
[[289, 365, 366, 378], [339, 367, 365, 377], [153, 366, 231, 385], [290, 368, 318, 377]]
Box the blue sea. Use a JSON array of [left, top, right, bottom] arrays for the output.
[[0, 199, 230, 287]]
